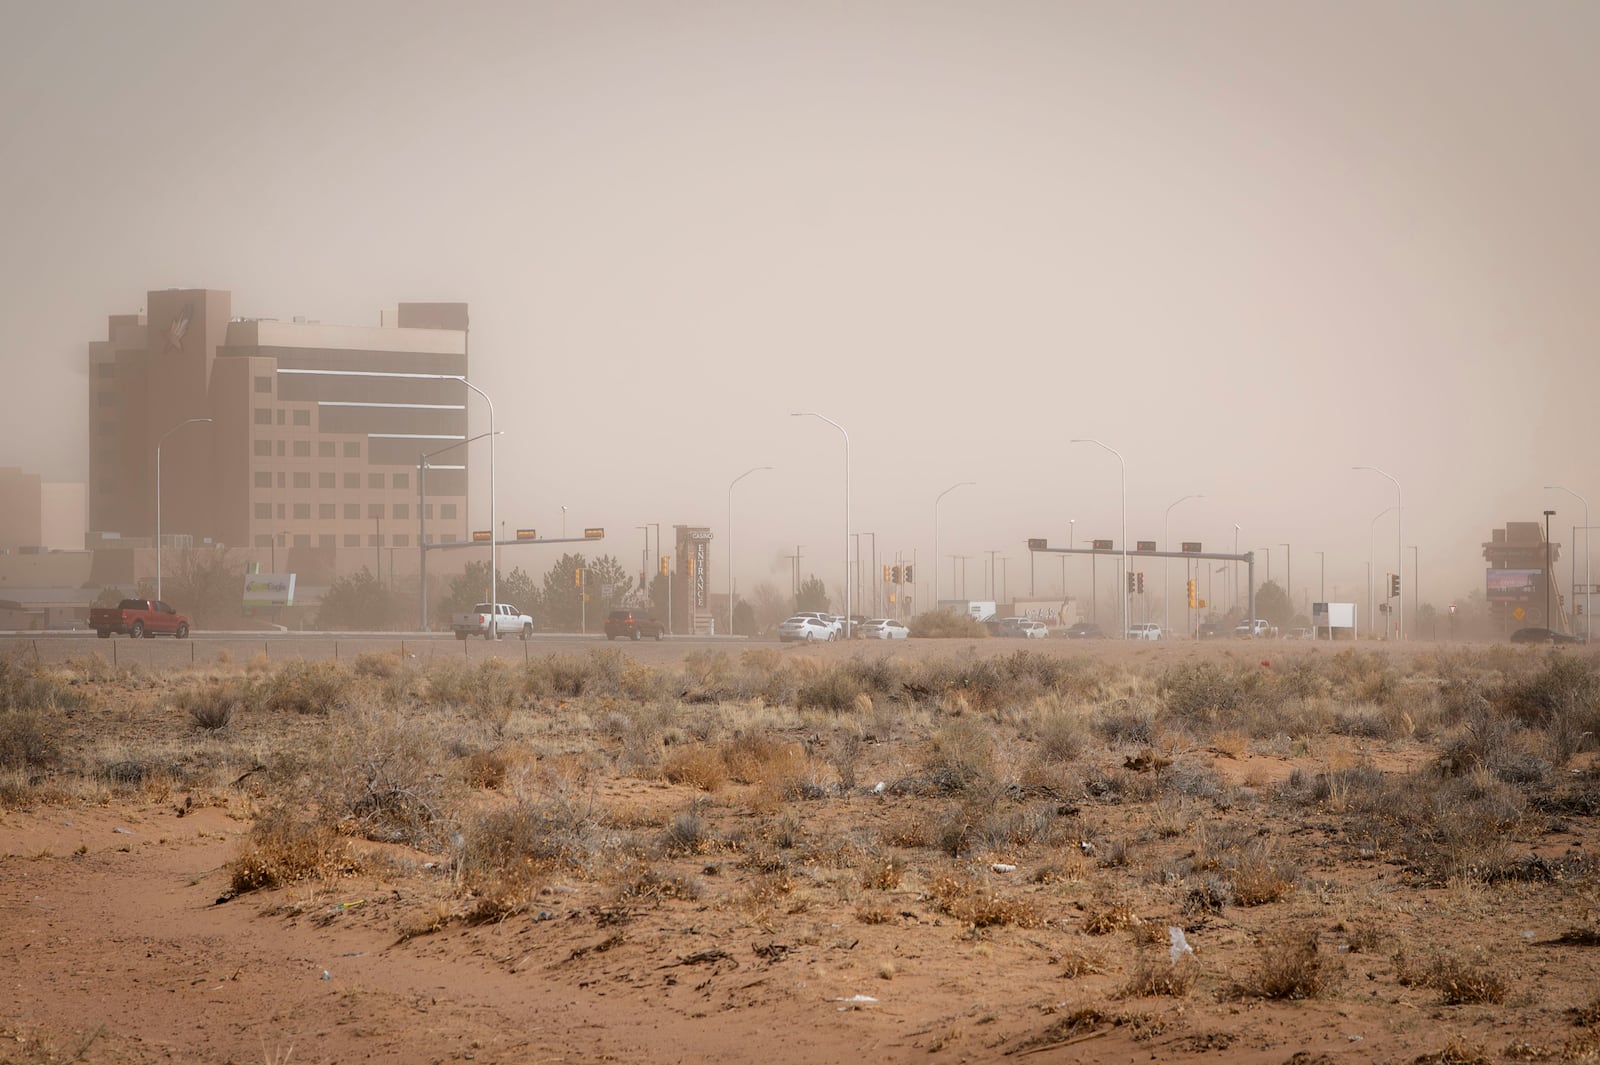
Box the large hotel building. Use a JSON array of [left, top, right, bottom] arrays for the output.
[[88, 288, 472, 572]]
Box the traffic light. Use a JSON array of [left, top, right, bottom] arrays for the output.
[[1187, 579, 1196, 608], [1127, 572, 1136, 593], [1136, 572, 1145, 593], [904, 564, 913, 583], [1388, 573, 1400, 598], [574, 567, 583, 587], [659, 555, 669, 576], [883, 564, 891, 583], [892, 565, 902, 583]]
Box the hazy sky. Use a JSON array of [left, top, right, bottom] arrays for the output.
[[4, 0, 1598, 615]]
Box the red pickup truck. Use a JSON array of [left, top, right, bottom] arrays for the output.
[[90, 599, 192, 639]]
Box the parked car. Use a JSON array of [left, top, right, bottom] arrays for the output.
[[1126, 622, 1163, 640], [604, 608, 665, 641], [859, 618, 910, 640], [1286, 627, 1314, 640], [1198, 620, 1226, 639], [778, 615, 837, 642], [1234, 619, 1277, 638], [451, 603, 535, 640], [997, 617, 1048, 639], [1510, 626, 1584, 645], [90, 599, 191, 639], [1065, 621, 1105, 639], [792, 612, 843, 638]]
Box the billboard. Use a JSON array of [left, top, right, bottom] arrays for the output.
[[1486, 569, 1539, 599], [243, 573, 296, 607]]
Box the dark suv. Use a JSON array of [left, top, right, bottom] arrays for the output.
[[605, 608, 665, 641]]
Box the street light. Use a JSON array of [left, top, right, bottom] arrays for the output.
[[561, 504, 567, 539], [1072, 439, 1127, 639], [1355, 466, 1402, 640], [1163, 493, 1203, 637], [1547, 485, 1590, 641], [155, 416, 212, 601], [417, 430, 503, 629], [728, 465, 774, 635], [792, 412, 850, 634], [1545, 510, 1557, 630], [1369, 505, 1397, 639], [934, 481, 975, 611], [1281, 543, 1293, 616], [419, 375, 498, 635]]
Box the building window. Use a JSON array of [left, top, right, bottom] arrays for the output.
[[344, 534, 360, 547], [319, 504, 335, 519], [319, 534, 335, 548], [344, 503, 359, 519], [294, 534, 311, 547], [254, 534, 272, 547], [368, 534, 382, 547], [254, 471, 271, 488], [276, 440, 285, 456], [293, 441, 310, 458], [392, 534, 409, 547], [393, 473, 409, 489], [276, 409, 285, 425], [293, 409, 310, 426], [293, 472, 310, 489], [254, 503, 271, 519], [367, 503, 383, 518], [276, 503, 286, 519], [441, 503, 457, 520], [254, 376, 272, 393], [318, 441, 335, 458], [344, 473, 359, 489], [393, 503, 409, 519], [253, 439, 272, 457], [254, 409, 271, 425], [319, 472, 335, 489], [368, 473, 384, 489], [343, 441, 360, 458], [293, 503, 310, 519], [424, 504, 433, 519], [276, 472, 286, 488]]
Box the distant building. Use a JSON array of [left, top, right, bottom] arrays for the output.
[[0, 467, 86, 552], [86, 289, 471, 576], [1483, 521, 1566, 631]]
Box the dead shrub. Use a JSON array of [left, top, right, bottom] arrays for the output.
[[720, 734, 807, 785], [1226, 842, 1299, 906], [0, 657, 90, 714], [613, 863, 702, 904], [1397, 948, 1511, 1005], [253, 660, 359, 715], [456, 800, 590, 917], [855, 904, 895, 924], [925, 874, 1044, 928], [0, 709, 59, 770], [462, 748, 510, 789], [228, 808, 351, 894], [426, 660, 519, 730], [909, 611, 987, 638], [922, 717, 994, 792], [177, 680, 245, 732], [1411, 1040, 1493, 1065], [662, 802, 711, 854], [861, 856, 905, 890], [1082, 900, 1141, 935], [1035, 708, 1091, 764], [1235, 927, 1340, 999], [661, 745, 727, 792], [1118, 935, 1198, 999]]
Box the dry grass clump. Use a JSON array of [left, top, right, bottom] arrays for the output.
[[1412, 1040, 1493, 1065], [1233, 927, 1340, 999], [924, 873, 1044, 928], [1081, 899, 1141, 935], [308, 704, 451, 847], [0, 656, 90, 714], [425, 659, 519, 731], [456, 799, 591, 918], [175, 679, 246, 732], [1117, 932, 1199, 999], [1397, 947, 1511, 1005], [0, 708, 60, 772], [1225, 842, 1299, 906], [921, 717, 995, 792], [660, 745, 729, 791], [252, 659, 361, 715], [861, 856, 905, 890], [909, 611, 988, 638], [228, 807, 352, 894]]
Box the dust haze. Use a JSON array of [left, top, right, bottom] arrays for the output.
[[3, 1, 1598, 613]]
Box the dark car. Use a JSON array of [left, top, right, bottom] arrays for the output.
[[1065, 621, 1104, 639], [605, 608, 665, 641], [1510, 627, 1584, 645], [1198, 621, 1225, 639]]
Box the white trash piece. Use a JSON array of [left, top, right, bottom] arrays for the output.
[[991, 863, 1017, 874], [1168, 927, 1194, 965]]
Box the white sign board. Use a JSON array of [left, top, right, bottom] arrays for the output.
[[243, 573, 296, 608]]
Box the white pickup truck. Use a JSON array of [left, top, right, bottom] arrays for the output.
[[451, 603, 534, 640]]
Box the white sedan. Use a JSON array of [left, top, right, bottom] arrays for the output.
[[859, 618, 909, 640], [778, 616, 837, 642]]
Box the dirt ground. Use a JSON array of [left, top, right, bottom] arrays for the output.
[[3, 638, 1598, 1064]]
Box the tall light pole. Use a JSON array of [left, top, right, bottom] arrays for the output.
[[1369, 505, 1397, 639], [1281, 543, 1292, 615], [1163, 493, 1202, 637], [1355, 466, 1402, 640], [636, 526, 649, 603], [418, 430, 502, 629], [933, 481, 975, 610], [420, 374, 497, 635], [1545, 509, 1557, 630], [1409, 545, 1421, 638], [1073, 439, 1127, 639], [1546, 485, 1590, 641], [792, 412, 850, 634], [155, 416, 212, 601], [561, 505, 567, 539], [727, 465, 774, 635]]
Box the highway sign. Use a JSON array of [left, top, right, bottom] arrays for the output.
[[472, 530, 492, 542], [516, 529, 537, 540], [583, 527, 604, 539]]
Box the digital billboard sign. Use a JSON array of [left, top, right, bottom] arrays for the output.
[[1486, 569, 1538, 599]]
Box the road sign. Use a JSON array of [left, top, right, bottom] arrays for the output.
[[1137, 540, 1156, 552], [1092, 539, 1114, 550], [472, 530, 492, 542], [1181, 542, 1202, 553], [1513, 606, 1526, 620], [600, 583, 615, 598], [583, 527, 604, 539], [1027, 538, 1047, 550], [1198, 599, 1207, 609], [516, 528, 537, 540]]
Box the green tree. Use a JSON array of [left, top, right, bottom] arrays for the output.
[[541, 553, 587, 632], [163, 547, 250, 630], [796, 575, 830, 613], [436, 560, 493, 627], [732, 600, 756, 636], [750, 581, 790, 633], [1253, 580, 1293, 632], [92, 586, 126, 609], [316, 568, 397, 630], [498, 567, 543, 622]]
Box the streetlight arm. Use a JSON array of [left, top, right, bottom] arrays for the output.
[[728, 465, 775, 634]]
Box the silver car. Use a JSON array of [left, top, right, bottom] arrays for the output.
[[859, 618, 909, 640], [778, 616, 836, 642]]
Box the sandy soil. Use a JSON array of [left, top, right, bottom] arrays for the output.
[[3, 638, 1598, 1064]]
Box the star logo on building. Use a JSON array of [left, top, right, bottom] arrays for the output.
[[165, 303, 193, 352]]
